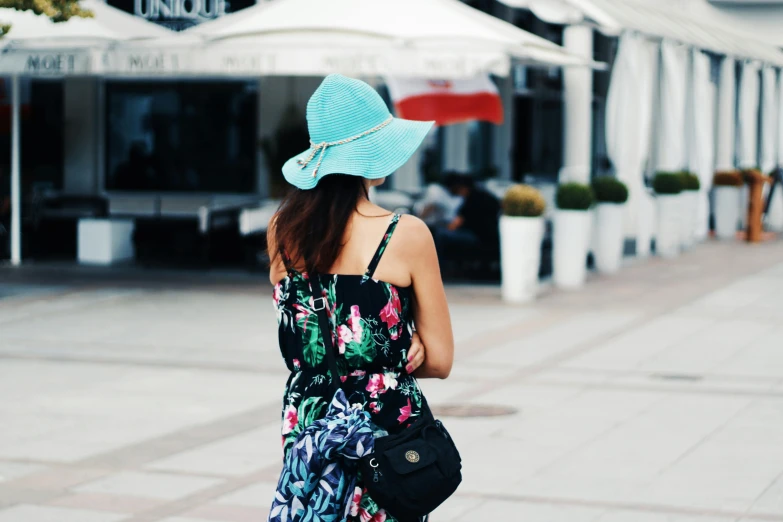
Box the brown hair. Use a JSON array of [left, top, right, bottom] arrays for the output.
[[272, 174, 371, 274]]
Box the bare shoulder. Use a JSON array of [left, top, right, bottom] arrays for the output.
[[395, 214, 435, 250]]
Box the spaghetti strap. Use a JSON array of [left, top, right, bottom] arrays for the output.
[[364, 214, 401, 280]]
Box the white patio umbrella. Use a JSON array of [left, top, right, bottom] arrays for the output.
[[760, 66, 778, 174], [0, 0, 173, 74], [688, 49, 716, 242], [605, 32, 658, 253], [186, 0, 599, 78], [656, 40, 689, 173], [738, 61, 761, 170], [0, 0, 175, 265]]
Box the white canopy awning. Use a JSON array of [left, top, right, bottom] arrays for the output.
[[182, 0, 602, 78], [0, 0, 175, 75], [499, 0, 783, 67]]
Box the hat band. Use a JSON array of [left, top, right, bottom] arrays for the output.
[[297, 115, 394, 178]]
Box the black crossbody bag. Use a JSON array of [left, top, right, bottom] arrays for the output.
[[309, 274, 462, 522]]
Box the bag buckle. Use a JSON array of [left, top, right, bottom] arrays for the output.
[[312, 297, 327, 311]]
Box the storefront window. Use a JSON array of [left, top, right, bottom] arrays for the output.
[[105, 81, 257, 193], [510, 11, 565, 182], [468, 121, 495, 177], [513, 95, 563, 180]]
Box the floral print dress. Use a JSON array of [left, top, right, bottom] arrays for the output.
[[273, 214, 425, 522]]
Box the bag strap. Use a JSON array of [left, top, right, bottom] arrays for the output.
[[309, 273, 342, 392]]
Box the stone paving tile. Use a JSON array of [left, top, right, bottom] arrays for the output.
[[428, 495, 485, 521], [452, 500, 605, 522], [0, 359, 269, 464], [213, 482, 276, 507], [633, 318, 777, 376], [47, 492, 164, 514], [74, 472, 223, 501], [9, 467, 111, 492], [158, 519, 214, 522], [0, 462, 46, 483], [596, 511, 734, 522], [178, 502, 266, 522], [146, 427, 282, 477], [467, 311, 642, 369], [0, 504, 129, 522], [561, 315, 716, 372], [748, 473, 783, 516]]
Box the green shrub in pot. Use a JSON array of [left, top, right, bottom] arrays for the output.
[[653, 172, 684, 195], [553, 182, 593, 289], [680, 171, 700, 191], [501, 184, 546, 217], [555, 182, 594, 211], [499, 185, 546, 302], [591, 177, 629, 204]]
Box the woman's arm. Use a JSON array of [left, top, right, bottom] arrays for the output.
[[404, 217, 454, 379]]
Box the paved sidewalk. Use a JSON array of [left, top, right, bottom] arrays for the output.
[[1, 240, 783, 521]]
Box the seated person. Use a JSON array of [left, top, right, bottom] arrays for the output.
[[433, 172, 500, 260], [414, 178, 464, 227]]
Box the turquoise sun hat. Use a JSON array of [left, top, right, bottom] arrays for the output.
[[282, 74, 434, 190]]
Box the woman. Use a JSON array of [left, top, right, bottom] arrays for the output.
[[267, 74, 455, 521]]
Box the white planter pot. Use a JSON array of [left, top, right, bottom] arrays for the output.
[[656, 195, 681, 258], [695, 190, 710, 242], [637, 192, 655, 258], [499, 215, 544, 303], [594, 203, 625, 274], [713, 186, 741, 240], [680, 191, 698, 249], [553, 210, 591, 289], [766, 186, 783, 232], [739, 185, 749, 230]]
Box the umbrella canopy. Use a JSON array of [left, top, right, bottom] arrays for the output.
[[499, 0, 783, 67], [185, 0, 599, 78], [0, 0, 174, 75]]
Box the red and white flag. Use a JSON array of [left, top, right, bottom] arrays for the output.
[[385, 76, 503, 126]]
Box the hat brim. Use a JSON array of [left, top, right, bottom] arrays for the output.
[[282, 117, 435, 191]]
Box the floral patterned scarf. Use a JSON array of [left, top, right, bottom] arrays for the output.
[[269, 390, 376, 522]]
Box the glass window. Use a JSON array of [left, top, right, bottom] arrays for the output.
[[105, 81, 257, 193], [468, 121, 495, 177], [513, 95, 563, 181]]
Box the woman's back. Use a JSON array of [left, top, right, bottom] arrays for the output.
[[274, 209, 419, 438]]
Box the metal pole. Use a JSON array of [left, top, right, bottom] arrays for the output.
[[10, 75, 21, 266]]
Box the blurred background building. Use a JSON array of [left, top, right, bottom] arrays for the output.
[[1, 0, 782, 274]]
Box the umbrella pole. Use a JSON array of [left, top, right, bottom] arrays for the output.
[[10, 75, 21, 266]]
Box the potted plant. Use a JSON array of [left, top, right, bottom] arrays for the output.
[[653, 172, 684, 258], [553, 182, 594, 289], [713, 171, 743, 240], [591, 176, 629, 274], [680, 171, 701, 249], [499, 185, 546, 303]]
